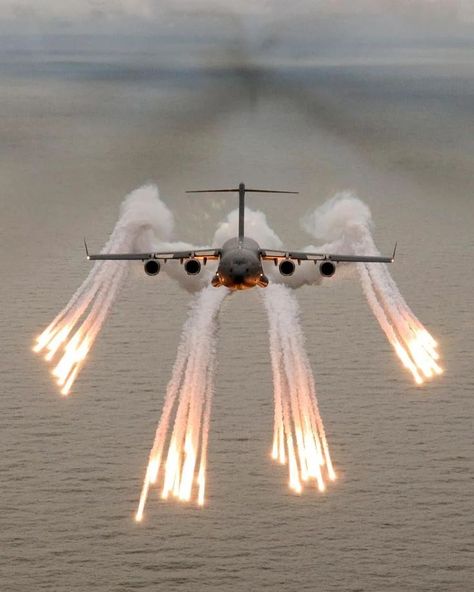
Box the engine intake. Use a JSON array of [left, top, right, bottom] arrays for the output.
[[319, 261, 336, 277], [279, 259, 296, 276], [184, 259, 201, 275], [144, 260, 160, 276]]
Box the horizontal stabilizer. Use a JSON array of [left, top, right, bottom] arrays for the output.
[[185, 182, 298, 239], [186, 188, 298, 194]]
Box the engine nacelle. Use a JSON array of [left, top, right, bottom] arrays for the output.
[[184, 258, 201, 275], [279, 259, 296, 276], [319, 261, 336, 277], [144, 260, 161, 276]]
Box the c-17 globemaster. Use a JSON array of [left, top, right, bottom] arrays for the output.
[[85, 183, 396, 289]]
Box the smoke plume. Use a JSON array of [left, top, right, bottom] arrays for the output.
[[34, 183, 442, 520]]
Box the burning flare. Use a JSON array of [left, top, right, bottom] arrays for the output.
[[136, 286, 227, 521], [358, 260, 442, 385], [33, 184, 443, 521], [33, 184, 175, 395], [262, 284, 336, 494], [302, 192, 443, 386], [353, 232, 443, 385], [33, 255, 130, 395]]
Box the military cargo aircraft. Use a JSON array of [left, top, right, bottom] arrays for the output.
[[85, 183, 395, 290]]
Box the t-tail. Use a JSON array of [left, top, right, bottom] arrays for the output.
[[186, 183, 298, 240]]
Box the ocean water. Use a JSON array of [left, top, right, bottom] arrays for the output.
[[0, 51, 473, 591]]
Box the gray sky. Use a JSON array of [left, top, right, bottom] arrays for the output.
[[2, 1, 473, 26], [1, 1, 473, 67]]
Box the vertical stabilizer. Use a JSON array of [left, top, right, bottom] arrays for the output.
[[238, 182, 246, 240], [186, 185, 298, 242]]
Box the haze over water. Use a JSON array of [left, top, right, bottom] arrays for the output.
[[1, 18, 473, 592]]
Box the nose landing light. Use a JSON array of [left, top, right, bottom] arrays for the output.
[[211, 274, 222, 287]]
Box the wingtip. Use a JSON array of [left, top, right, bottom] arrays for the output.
[[83, 237, 90, 260], [392, 242, 398, 262]]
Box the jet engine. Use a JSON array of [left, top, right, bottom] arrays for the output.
[[279, 259, 296, 276], [319, 261, 336, 277], [144, 260, 160, 276], [184, 259, 201, 275]]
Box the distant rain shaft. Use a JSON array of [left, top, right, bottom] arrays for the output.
[[33, 184, 442, 519]]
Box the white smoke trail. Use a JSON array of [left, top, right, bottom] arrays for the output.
[[302, 192, 443, 384], [261, 283, 336, 494], [136, 285, 228, 520], [34, 181, 443, 521], [33, 184, 191, 395]]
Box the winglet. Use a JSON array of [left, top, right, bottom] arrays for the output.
[[392, 242, 398, 262], [84, 237, 90, 260]]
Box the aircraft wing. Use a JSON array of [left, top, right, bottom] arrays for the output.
[[260, 244, 396, 264], [85, 242, 221, 262]]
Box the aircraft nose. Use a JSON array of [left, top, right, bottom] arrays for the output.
[[233, 274, 244, 284]]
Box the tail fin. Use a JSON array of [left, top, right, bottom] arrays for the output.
[[186, 182, 298, 239]]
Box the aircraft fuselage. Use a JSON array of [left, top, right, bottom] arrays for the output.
[[214, 237, 267, 290]]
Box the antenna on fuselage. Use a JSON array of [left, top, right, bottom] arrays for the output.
[[186, 183, 298, 240]]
